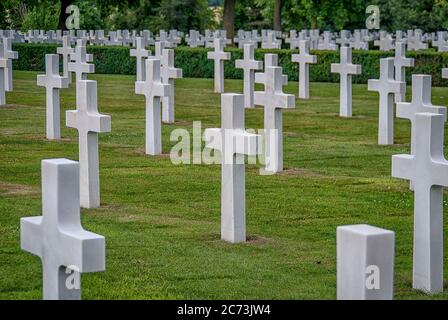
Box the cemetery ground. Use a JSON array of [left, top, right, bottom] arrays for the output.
[[1, 71, 448, 300]]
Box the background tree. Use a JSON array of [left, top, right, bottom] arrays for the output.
[[273, 0, 281, 31], [223, 0, 236, 40]]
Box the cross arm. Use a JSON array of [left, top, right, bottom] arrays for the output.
[[0, 58, 7, 68], [204, 128, 222, 152], [274, 93, 296, 109], [391, 154, 414, 181], [20, 216, 43, 257], [233, 129, 261, 156], [59, 229, 105, 273]]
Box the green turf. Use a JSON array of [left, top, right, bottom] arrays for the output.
[[1, 71, 447, 300]]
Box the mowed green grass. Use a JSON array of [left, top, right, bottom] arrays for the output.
[[1, 70, 448, 300]]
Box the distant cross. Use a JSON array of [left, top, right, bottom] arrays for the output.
[[66, 80, 111, 209], [392, 112, 448, 294], [285, 30, 300, 49], [264, 54, 288, 85], [161, 49, 182, 123], [57, 36, 75, 83], [135, 58, 170, 155], [442, 68, 448, 81], [318, 31, 338, 51], [207, 38, 231, 93], [432, 32, 448, 51], [407, 30, 428, 51], [291, 40, 317, 99], [154, 41, 167, 61], [20, 158, 105, 300], [261, 32, 281, 49], [331, 46, 362, 117], [394, 42, 414, 102], [0, 43, 7, 105], [336, 30, 352, 47], [368, 58, 405, 145], [186, 30, 204, 48], [235, 43, 263, 109], [204, 94, 261, 243], [2, 37, 18, 91], [254, 64, 295, 173], [37, 54, 69, 140], [374, 31, 395, 51], [350, 31, 368, 50], [68, 44, 95, 82], [130, 37, 150, 81], [397, 75, 446, 156]]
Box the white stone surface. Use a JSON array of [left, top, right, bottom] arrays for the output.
[[207, 38, 231, 93], [235, 44, 263, 109], [68, 43, 95, 82], [392, 112, 448, 294], [0, 42, 7, 106], [291, 40, 317, 99], [37, 54, 69, 140], [135, 58, 170, 155], [2, 37, 18, 91], [254, 62, 295, 173], [337, 224, 395, 300], [130, 37, 150, 82], [331, 46, 362, 117], [204, 94, 261, 243], [20, 158, 105, 300], [394, 42, 414, 103], [368, 58, 405, 145], [66, 80, 111, 208], [57, 36, 75, 83], [161, 49, 182, 123]]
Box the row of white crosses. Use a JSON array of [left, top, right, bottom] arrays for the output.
[[0, 37, 18, 106], [37, 39, 111, 209], [132, 38, 182, 155], [368, 41, 414, 145]]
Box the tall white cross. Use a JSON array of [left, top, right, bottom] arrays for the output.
[[394, 42, 414, 103], [254, 64, 295, 174], [20, 158, 105, 300], [66, 80, 111, 209], [397, 74, 446, 156], [0, 43, 7, 106], [2, 37, 18, 91], [135, 58, 170, 155], [130, 37, 150, 82], [207, 38, 231, 93], [291, 40, 317, 99], [367, 58, 405, 145], [68, 43, 95, 83], [57, 36, 75, 83], [331, 46, 362, 117], [161, 48, 182, 123], [264, 54, 287, 85], [204, 94, 261, 243], [261, 32, 281, 49], [392, 112, 448, 294], [235, 43, 263, 109], [37, 54, 69, 140]]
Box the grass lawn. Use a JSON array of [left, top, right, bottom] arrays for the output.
[[1, 70, 448, 300]]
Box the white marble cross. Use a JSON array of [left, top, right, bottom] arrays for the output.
[[392, 112, 448, 294], [285, 30, 300, 49], [130, 37, 150, 81], [394, 42, 414, 103], [207, 38, 231, 93], [161, 48, 182, 123], [261, 32, 281, 49], [0, 43, 7, 106], [235, 43, 263, 109], [331, 46, 362, 117], [442, 67, 448, 81], [204, 94, 261, 243], [433, 31, 448, 52], [66, 80, 111, 209], [135, 58, 170, 155], [367, 58, 405, 145], [37, 54, 69, 140], [2, 37, 18, 91], [374, 31, 394, 51], [291, 40, 317, 99], [264, 54, 287, 85], [154, 41, 167, 61], [254, 64, 295, 173], [20, 158, 105, 300], [68, 43, 94, 83], [57, 36, 75, 83], [397, 75, 446, 157]]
